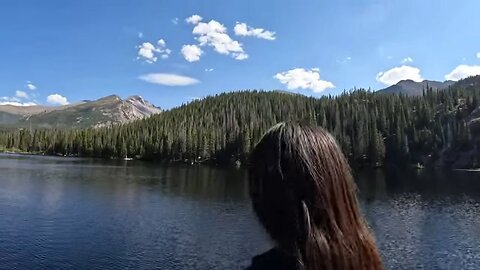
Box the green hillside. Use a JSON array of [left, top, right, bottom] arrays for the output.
[[1, 77, 480, 169]]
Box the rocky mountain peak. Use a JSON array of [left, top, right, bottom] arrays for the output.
[[0, 94, 161, 129]]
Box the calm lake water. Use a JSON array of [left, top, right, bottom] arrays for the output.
[[0, 154, 480, 269]]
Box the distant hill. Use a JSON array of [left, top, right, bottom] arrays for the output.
[[0, 111, 21, 125], [272, 90, 300, 95], [1, 85, 480, 168], [377, 79, 455, 96], [451, 75, 480, 89], [0, 95, 161, 129]]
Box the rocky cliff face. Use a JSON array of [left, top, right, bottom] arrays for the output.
[[122, 95, 161, 120], [0, 95, 161, 129]]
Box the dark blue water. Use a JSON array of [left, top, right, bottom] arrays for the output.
[[0, 153, 479, 269]]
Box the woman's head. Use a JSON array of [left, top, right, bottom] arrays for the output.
[[249, 122, 382, 270]]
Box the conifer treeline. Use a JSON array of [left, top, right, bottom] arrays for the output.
[[0, 86, 479, 167]]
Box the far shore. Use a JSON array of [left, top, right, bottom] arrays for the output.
[[1, 149, 480, 172], [454, 168, 480, 172]]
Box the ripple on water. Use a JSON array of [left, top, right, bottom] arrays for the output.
[[1, 156, 480, 269]]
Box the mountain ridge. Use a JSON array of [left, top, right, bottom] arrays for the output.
[[3, 76, 480, 129], [0, 95, 161, 129], [2, 78, 479, 169], [377, 79, 455, 96]]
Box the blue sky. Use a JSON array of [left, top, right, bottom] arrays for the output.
[[1, 0, 480, 109]]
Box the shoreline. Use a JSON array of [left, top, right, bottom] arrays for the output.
[[1, 150, 480, 172], [454, 168, 480, 172]]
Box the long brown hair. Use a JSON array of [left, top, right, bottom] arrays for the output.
[[249, 122, 383, 270]]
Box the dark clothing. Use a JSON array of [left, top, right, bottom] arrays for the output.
[[246, 248, 297, 270]]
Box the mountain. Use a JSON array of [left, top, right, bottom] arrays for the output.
[[451, 75, 480, 89], [2, 83, 479, 169], [0, 95, 161, 129], [272, 90, 301, 96], [0, 111, 21, 125], [377, 79, 455, 96]]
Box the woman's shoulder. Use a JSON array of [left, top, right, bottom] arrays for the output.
[[246, 248, 297, 270]]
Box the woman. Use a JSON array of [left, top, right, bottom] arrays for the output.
[[247, 122, 383, 270]]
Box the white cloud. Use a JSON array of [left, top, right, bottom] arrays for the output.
[[139, 73, 200, 86], [137, 42, 157, 63], [47, 94, 69, 105], [0, 101, 36, 106], [1, 96, 20, 103], [477, 52, 480, 59], [234, 53, 248, 60], [0, 97, 21, 106], [192, 19, 248, 60], [274, 68, 335, 93], [205, 68, 214, 72], [376, 65, 423, 86], [172, 18, 179, 25], [137, 39, 171, 63], [181, 44, 204, 62], [445, 65, 480, 81], [15, 90, 29, 99], [26, 82, 36, 90], [0, 93, 36, 106], [157, 39, 166, 47], [337, 56, 352, 64], [401, 57, 413, 64], [186, 15, 203, 25], [138, 32, 144, 38], [233, 22, 276, 40], [158, 40, 171, 56], [193, 20, 227, 39]]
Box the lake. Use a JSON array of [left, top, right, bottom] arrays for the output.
[[0, 154, 479, 269]]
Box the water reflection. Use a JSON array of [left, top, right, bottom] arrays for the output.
[[1, 154, 480, 269], [357, 168, 480, 269], [0, 154, 270, 270]]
